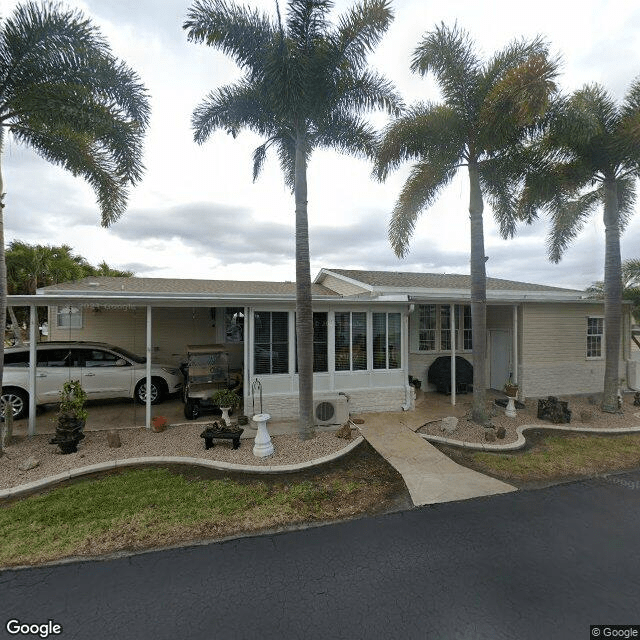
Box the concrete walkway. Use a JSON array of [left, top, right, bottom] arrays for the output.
[[357, 417, 516, 506]]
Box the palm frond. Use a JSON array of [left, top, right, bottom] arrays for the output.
[[479, 52, 558, 151], [191, 78, 275, 143], [410, 22, 480, 116], [622, 258, 640, 287], [11, 122, 128, 226], [313, 111, 376, 158], [546, 188, 600, 262], [334, 68, 403, 117], [334, 0, 393, 66], [615, 175, 636, 230], [285, 0, 331, 48], [388, 160, 457, 258], [374, 102, 464, 180], [183, 0, 275, 78]]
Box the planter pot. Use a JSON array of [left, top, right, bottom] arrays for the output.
[[152, 416, 167, 432], [50, 416, 86, 454], [504, 385, 518, 398]]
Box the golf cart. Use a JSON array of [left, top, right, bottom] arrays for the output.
[[182, 345, 239, 420]]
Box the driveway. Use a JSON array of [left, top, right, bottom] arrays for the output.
[[2, 471, 639, 639]]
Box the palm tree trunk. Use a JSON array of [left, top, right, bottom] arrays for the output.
[[0, 154, 7, 403], [602, 178, 622, 413], [8, 307, 24, 346], [468, 160, 488, 424], [294, 129, 315, 440]]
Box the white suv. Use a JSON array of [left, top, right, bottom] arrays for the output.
[[1, 342, 183, 419]]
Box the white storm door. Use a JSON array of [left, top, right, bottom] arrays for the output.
[[489, 330, 511, 390]]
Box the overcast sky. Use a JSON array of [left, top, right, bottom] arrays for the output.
[[3, 0, 640, 290]]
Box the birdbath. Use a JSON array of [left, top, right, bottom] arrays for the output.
[[252, 413, 274, 457], [505, 396, 517, 418]]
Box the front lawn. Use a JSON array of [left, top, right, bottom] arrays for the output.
[[0, 442, 410, 567], [438, 431, 640, 485]]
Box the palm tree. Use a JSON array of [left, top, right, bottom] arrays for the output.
[[518, 83, 640, 412], [587, 258, 640, 321], [184, 0, 401, 439], [374, 23, 557, 423], [0, 2, 149, 394]]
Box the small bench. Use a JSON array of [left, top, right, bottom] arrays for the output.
[[200, 426, 244, 450]]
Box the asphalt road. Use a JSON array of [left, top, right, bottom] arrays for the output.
[[2, 471, 640, 640]]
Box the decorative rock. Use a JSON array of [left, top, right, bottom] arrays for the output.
[[496, 426, 507, 439], [19, 456, 40, 471], [335, 423, 352, 440], [634, 392, 640, 407], [537, 396, 571, 424], [579, 410, 593, 424], [484, 428, 497, 442], [440, 416, 459, 434], [107, 430, 122, 448]]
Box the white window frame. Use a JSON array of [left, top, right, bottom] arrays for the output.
[[55, 305, 82, 329], [372, 312, 402, 370], [586, 316, 604, 360], [334, 311, 368, 372], [412, 304, 471, 353]]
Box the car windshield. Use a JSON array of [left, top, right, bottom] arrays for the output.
[[107, 346, 146, 364]]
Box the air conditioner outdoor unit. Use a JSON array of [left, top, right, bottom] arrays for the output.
[[313, 395, 349, 425]]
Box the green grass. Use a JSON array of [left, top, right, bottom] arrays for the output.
[[0, 468, 368, 566], [469, 433, 640, 482]]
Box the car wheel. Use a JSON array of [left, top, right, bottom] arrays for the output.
[[1, 388, 28, 420], [184, 400, 200, 420], [135, 378, 166, 405]]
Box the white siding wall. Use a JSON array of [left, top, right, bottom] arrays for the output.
[[520, 302, 628, 397]]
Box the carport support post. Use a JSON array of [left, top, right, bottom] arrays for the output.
[[146, 305, 151, 429], [450, 303, 456, 407], [513, 305, 518, 385], [28, 304, 36, 436]]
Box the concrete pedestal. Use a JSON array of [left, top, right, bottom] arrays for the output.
[[252, 413, 274, 458], [505, 397, 516, 418]]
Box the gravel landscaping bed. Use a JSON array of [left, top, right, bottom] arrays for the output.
[[0, 423, 359, 490], [416, 394, 640, 445]]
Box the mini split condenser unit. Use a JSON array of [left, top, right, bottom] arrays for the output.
[[313, 396, 349, 425]]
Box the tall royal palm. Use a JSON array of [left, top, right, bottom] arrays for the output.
[[518, 83, 640, 412], [375, 23, 557, 424], [0, 2, 149, 407], [184, 0, 401, 439]]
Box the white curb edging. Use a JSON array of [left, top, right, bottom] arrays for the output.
[[0, 436, 364, 501], [420, 416, 640, 452]]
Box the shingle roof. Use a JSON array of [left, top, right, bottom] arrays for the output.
[[42, 277, 336, 297], [325, 269, 584, 293]]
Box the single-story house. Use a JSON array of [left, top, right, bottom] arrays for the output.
[[7, 268, 636, 433]]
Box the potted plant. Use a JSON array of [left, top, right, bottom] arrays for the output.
[[151, 416, 168, 432], [211, 388, 241, 426], [504, 379, 519, 398], [50, 380, 88, 454]]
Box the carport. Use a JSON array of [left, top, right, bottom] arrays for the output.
[[5, 291, 262, 435]]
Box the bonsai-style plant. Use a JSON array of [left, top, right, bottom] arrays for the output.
[[51, 380, 88, 454], [211, 388, 241, 428], [211, 388, 241, 410]]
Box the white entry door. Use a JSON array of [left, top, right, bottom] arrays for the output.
[[489, 330, 511, 390]]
